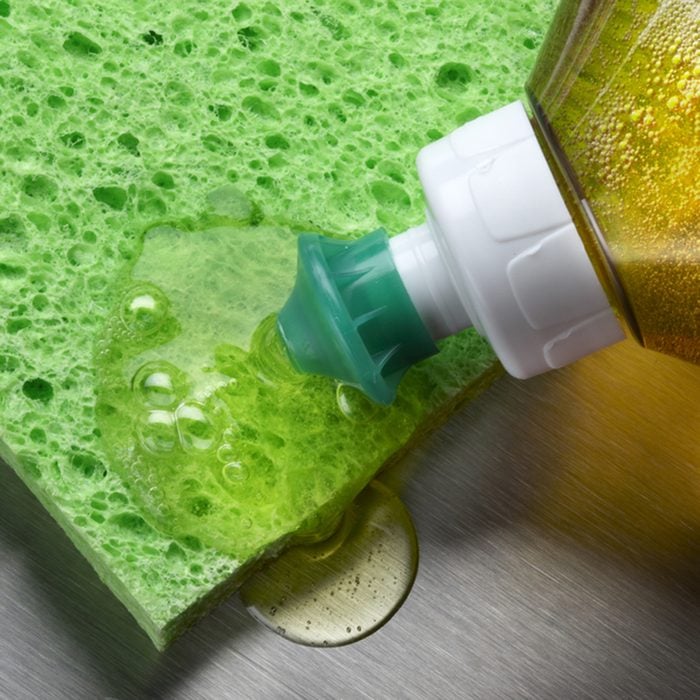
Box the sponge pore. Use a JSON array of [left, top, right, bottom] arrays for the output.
[[0, 0, 555, 647]]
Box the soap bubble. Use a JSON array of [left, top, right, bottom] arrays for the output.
[[120, 284, 170, 336], [222, 461, 248, 483], [336, 383, 380, 423], [175, 401, 215, 453], [138, 410, 177, 454], [216, 443, 236, 463], [249, 314, 304, 385], [132, 361, 186, 408]]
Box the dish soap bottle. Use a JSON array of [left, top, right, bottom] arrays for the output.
[[278, 0, 699, 404]]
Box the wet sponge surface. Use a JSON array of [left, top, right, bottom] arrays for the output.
[[0, 0, 554, 646]]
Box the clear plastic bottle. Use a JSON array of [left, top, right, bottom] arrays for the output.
[[278, 0, 699, 404], [527, 0, 699, 365]]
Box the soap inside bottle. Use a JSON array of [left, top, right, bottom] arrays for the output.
[[527, 0, 699, 364]]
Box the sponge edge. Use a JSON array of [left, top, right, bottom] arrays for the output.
[[0, 0, 553, 646]]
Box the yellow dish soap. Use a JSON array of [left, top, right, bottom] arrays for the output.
[[528, 0, 700, 364]]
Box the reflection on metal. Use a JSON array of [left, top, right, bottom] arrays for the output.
[[528, 341, 700, 570], [240, 480, 418, 646], [1, 340, 699, 698]]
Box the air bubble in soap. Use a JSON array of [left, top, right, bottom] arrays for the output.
[[133, 361, 186, 408], [120, 284, 170, 336], [138, 410, 177, 454], [175, 401, 216, 453]]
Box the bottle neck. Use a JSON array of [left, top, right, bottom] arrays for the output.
[[389, 101, 626, 378], [389, 221, 471, 341]]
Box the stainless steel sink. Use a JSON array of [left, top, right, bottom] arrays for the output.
[[2, 339, 698, 699]]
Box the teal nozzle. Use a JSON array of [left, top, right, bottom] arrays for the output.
[[277, 228, 438, 405]]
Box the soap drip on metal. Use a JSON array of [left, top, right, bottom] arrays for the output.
[[240, 480, 418, 647]]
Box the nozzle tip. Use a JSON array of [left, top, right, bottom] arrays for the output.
[[277, 230, 438, 405]]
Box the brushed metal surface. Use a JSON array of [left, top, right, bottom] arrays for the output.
[[1, 340, 699, 699]]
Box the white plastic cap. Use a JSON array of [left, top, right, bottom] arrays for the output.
[[390, 101, 625, 379]]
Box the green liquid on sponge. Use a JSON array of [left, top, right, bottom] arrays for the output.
[[95, 206, 496, 564]]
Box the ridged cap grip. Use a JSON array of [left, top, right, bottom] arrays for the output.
[[278, 229, 438, 404]]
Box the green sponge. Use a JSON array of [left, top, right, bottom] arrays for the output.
[[0, 0, 555, 647]]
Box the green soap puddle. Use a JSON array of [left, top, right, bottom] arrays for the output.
[[96, 208, 494, 562]]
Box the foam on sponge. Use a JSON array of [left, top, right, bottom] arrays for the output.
[[0, 0, 555, 646]]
